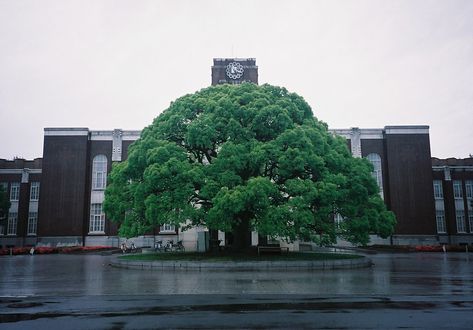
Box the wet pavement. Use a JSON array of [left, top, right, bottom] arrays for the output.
[[1, 252, 473, 328]]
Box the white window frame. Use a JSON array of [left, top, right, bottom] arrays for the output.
[[7, 212, 18, 235], [89, 203, 105, 233], [30, 182, 40, 201], [466, 180, 473, 199], [366, 153, 384, 198], [435, 210, 446, 233], [27, 212, 38, 235], [433, 180, 443, 199], [10, 183, 20, 201], [92, 155, 108, 190], [160, 224, 176, 233], [453, 180, 463, 199], [456, 210, 466, 233], [469, 214, 473, 234]]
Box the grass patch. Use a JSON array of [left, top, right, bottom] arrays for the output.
[[119, 251, 362, 262]]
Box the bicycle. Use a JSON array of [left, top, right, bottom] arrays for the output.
[[164, 240, 185, 252], [154, 240, 164, 252]]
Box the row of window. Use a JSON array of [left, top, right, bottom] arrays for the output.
[[87, 203, 175, 234], [435, 210, 473, 234], [1, 155, 107, 202], [435, 180, 473, 199], [1, 205, 176, 236], [0, 212, 38, 236], [0, 156, 106, 236], [434, 180, 473, 234], [0, 182, 40, 201]]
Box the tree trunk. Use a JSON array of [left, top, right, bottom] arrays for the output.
[[258, 234, 268, 246], [231, 216, 252, 252], [208, 229, 220, 253]]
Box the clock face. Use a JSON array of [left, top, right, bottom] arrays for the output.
[[226, 62, 244, 79]]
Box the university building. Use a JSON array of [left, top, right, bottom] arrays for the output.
[[1, 58, 472, 249]]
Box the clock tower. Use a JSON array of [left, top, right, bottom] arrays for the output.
[[211, 58, 258, 86]]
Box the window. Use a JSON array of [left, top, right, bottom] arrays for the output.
[[27, 212, 38, 235], [89, 203, 105, 233], [456, 210, 466, 233], [7, 212, 18, 235], [469, 214, 473, 233], [160, 224, 176, 233], [92, 155, 107, 190], [453, 180, 463, 199], [466, 180, 473, 199], [10, 183, 20, 201], [30, 182, 40, 201], [366, 153, 383, 198], [0, 225, 4, 235], [435, 210, 446, 233], [433, 180, 443, 199]]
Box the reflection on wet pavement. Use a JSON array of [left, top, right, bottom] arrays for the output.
[[0, 252, 472, 296]]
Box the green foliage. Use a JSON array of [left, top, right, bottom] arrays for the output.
[[104, 83, 396, 245], [0, 185, 10, 220]]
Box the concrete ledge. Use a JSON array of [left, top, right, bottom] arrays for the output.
[[110, 255, 372, 271]]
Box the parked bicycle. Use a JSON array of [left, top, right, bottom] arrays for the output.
[[164, 240, 185, 252], [154, 240, 164, 252], [120, 242, 138, 254], [175, 240, 185, 252]]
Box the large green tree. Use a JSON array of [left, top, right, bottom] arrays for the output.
[[104, 83, 395, 248]]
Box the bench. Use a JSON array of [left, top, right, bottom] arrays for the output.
[[257, 246, 289, 256]]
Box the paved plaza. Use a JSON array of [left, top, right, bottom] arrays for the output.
[[1, 252, 473, 328]]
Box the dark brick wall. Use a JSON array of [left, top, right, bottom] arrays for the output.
[[385, 134, 436, 235], [38, 136, 89, 237], [0, 158, 42, 169], [122, 140, 135, 161], [17, 182, 29, 238]]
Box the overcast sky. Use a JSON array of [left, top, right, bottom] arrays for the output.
[[0, 0, 472, 160]]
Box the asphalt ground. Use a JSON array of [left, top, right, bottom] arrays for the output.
[[1, 252, 473, 329]]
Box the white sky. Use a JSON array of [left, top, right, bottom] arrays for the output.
[[0, 0, 472, 159]]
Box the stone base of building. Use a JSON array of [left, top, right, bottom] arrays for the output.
[[438, 235, 473, 245], [335, 235, 441, 248], [5, 233, 473, 250], [391, 235, 439, 246], [35, 236, 83, 247], [0, 237, 24, 248]]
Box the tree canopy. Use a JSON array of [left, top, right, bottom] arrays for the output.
[[104, 83, 396, 246]]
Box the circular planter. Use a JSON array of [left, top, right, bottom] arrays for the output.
[[110, 255, 372, 271]]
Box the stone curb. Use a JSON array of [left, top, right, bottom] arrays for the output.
[[110, 255, 372, 271]]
